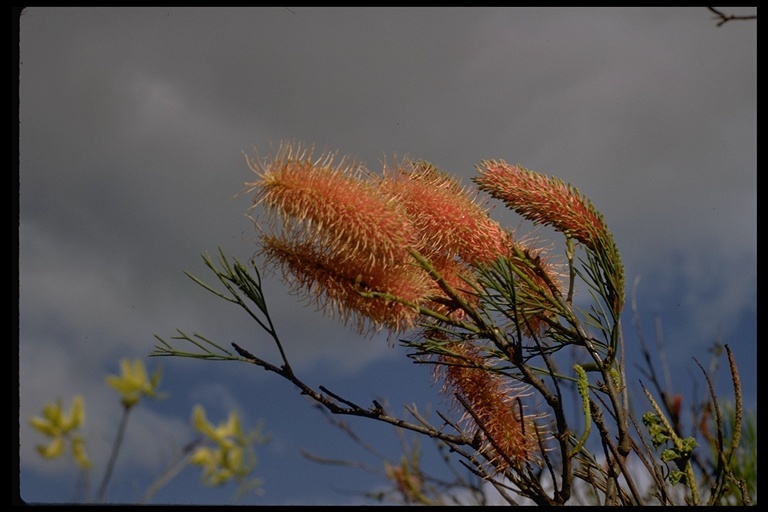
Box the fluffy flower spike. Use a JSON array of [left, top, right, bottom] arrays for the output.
[[379, 159, 512, 267], [436, 342, 545, 471], [247, 143, 414, 272], [474, 160, 624, 313], [246, 143, 435, 335]]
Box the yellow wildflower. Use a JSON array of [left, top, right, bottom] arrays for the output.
[[189, 405, 265, 493], [105, 358, 162, 408], [29, 395, 92, 469]]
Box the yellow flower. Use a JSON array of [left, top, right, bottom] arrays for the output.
[[189, 405, 265, 491], [105, 358, 162, 408], [71, 436, 91, 469], [192, 404, 242, 446], [29, 395, 92, 469]]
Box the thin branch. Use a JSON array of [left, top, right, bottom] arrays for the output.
[[696, 344, 743, 505], [94, 404, 133, 503], [707, 7, 757, 27], [231, 342, 474, 446], [140, 438, 201, 504], [589, 398, 641, 505]]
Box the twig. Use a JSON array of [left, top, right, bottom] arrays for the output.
[[589, 398, 641, 505], [707, 7, 757, 27]]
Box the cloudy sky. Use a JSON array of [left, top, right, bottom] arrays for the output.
[[16, 7, 755, 505]]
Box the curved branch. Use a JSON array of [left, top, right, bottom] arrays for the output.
[[230, 342, 474, 447]]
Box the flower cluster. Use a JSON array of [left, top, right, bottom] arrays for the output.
[[245, 143, 618, 470], [245, 143, 555, 335], [189, 405, 265, 494], [29, 395, 92, 470], [105, 358, 163, 408]]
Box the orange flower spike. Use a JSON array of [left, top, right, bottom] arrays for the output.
[[380, 160, 511, 267], [474, 160, 607, 252], [247, 143, 415, 271], [474, 160, 624, 313], [438, 342, 541, 470], [261, 235, 430, 334], [379, 159, 568, 329]]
